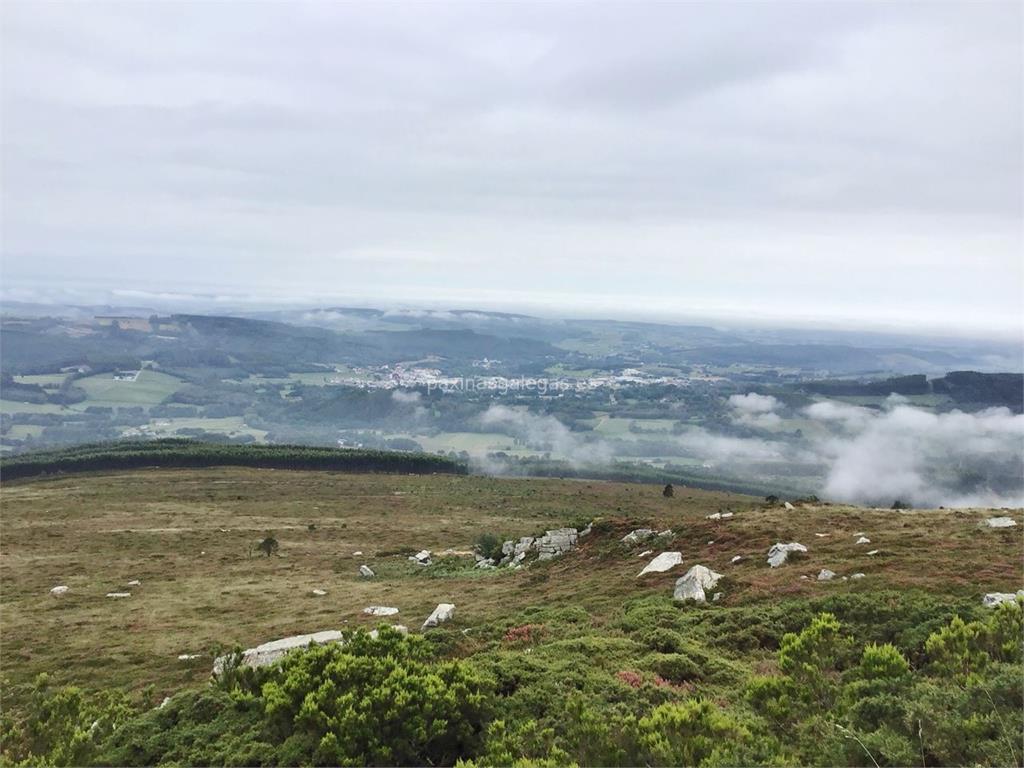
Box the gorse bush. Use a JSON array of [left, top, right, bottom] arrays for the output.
[[4, 600, 1022, 767]]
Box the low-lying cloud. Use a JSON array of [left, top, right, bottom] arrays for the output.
[[815, 403, 1024, 508], [729, 392, 783, 428], [477, 405, 612, 468], [473, 396, 1023, 509]]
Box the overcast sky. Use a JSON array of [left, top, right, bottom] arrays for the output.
[[1, 1, 1021, 335]]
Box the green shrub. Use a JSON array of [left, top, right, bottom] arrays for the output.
[[650, 653, 701, 684]]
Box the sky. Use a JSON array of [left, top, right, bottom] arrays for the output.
[[1, 1, 1022, 336]]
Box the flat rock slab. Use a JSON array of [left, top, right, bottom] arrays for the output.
[[982, 590, 1024, 608], [985, 517, 1018, 528], [50, 585, 69, 596], [638, 552, 683, 577], [817, 569, 836, 581], [359, 565, 375, 577], [106, 592, 131, 598], [213, 630, 343, 674], [364, 606, 399, 616]]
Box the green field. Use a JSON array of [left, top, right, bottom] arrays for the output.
[[13, 373, 70, 387], [68, 369, 185, 409], [0, 399, 71, 415], [128, 416, 268, 441]]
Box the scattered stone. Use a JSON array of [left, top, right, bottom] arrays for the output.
[[985, 517, 1018, 528], [359, 565, 375, 578], [213, 630, 344, 673], [177, 653, 200, 660], [730, 555, 743, 564], [312, 589, 327, 596], [767, 542, 807, 567], [673, 565, 723, 602], [817, 569, 836, 581], [866, 550, 880, 556], [712, 592, 723, 602], [800, 575, 809, 580], [127, 579, 141, 586], [369, 625, 408, 639], [784, 501, 795, 510], [50, 585, 69, 596], [855, 536, 871, 545], [621, 528, 655, 545], [475, 558, 495, 569], [106, 592, 131, 598], [364, 606, 399, 616], [422, 603, 455, 630], [814, 533, 829, 538], [706, 512, 734, 520], [982, 590, 1024, 608], [638, 549, 653, 558], [850, 573, 866, 580], [579, 523, 593, 537], [638, 552, 683, 577], [409, 550, 432, 566], [159, 697, 171, 709], [353, 551, 363, 556], [707, 540, 715, 545], [656, 529, 674, 538]]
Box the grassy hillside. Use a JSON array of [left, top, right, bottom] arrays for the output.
[[1, 468, 1021, 765]]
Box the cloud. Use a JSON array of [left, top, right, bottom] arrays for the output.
[[813, 404, 1024, 508], [729, 392, 783, 428], [1, 2, 1020, 334], [391, 389, 421, 404], [803, 400, 874, 431], [477, 404, 612, 467]]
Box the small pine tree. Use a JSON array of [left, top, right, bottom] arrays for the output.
[[662, 484, 674, 498]]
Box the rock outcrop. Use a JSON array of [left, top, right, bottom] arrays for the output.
[[422, 603, 455, 629], [985, 517, 1017, 528], [767, 542, 807, 567], [536, 528, 578, 560], [673, 565, 722, 602]]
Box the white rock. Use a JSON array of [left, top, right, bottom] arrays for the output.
[[985, 517, 1018, 528], [213, 630, 344, 673], [673, 565, 723, 602], [731, 555, 743, 563], [50, 585, 69, 596], [850, 573, 866, 580], [579, 523, 593, 537], [312, 589, 327, 596], [638, 552, 683, 577], [177, 653, 200, 660], [638, 549, 653, 558], [866, 550, 880, 556], [657, 529, 674, 538], [106, 592, 131, 598], [817, 569, 836, 581], [712, 592, 723, 602], [364, 606, 399, 616], [353, 551, 363, 556], [159, 697, 171, 709], [707, 540, 715, 545], [621, 528, 654, 545], [982, 590, 1024, 608], [409, 550, 432, 565], [475, 558, 495, 569], [536, 527, 578, 560], [706, 512, 734, 520], [422, 603, 455, 630], [784, 501, 795, 510], [767, 542, 807, 567], [814, 533, 829, 538], [856, 536, 871, 544], [359, 565, 375, 577]]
